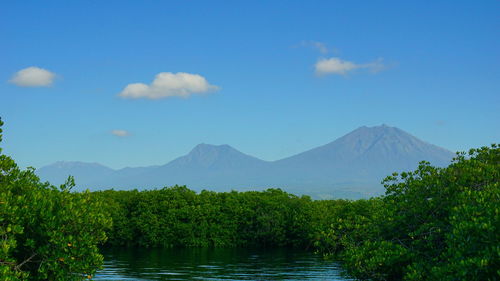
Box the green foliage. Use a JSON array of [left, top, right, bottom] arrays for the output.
[[438, 183, 499, 280], [327, 144, 499, 281], [311, 198, 382, 257], [0, 119, 111, 280], [95, 187, 314, 249]]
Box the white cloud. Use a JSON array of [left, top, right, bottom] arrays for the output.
[[9, 66, 56, 87], [315, 57, 358, 75], [111, 130, 130, 137], [315, 57, 385, 76], [118, 72, 219, 100], [298, 40, 329, 54]]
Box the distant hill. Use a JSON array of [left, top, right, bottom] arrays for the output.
[[36, 161, 114, 186], [36, 125, 456, 199]]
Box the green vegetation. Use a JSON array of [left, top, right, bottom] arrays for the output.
[[0, 119, 111, 280], [95, 144, 498, 280], [0, 117, 498, 280], [95, 187, 314, 248], [331, 145, 500, 281]]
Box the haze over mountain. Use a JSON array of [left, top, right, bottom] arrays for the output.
[[36, 125, 456, 199]]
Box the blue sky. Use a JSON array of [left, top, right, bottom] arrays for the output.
[[1, 0, 499, 169]]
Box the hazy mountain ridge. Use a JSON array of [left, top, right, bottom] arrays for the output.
[[165, 143, 268, 169], [36, 161, 115, 186], [36, 125, 456, 199]]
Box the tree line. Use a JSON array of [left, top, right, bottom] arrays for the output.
[[0, 118, 498, 280]]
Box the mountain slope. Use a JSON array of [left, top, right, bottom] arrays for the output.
[[275, 124, 453, 178], [164, 143, 268, 170], [36, 161, 114, 187], [268, 125, 455, 196], [123, 144, 270, 189], [35, 125, 456, 198]]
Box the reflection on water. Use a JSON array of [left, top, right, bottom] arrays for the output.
[[94, 247, 352, 280]]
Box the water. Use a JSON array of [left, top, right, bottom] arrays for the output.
[[94, 247, 352, 280]]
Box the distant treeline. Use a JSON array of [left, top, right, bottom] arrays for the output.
[[0, 116, 498, 280], [95, 187, 321, 248], [94, 186, 379, 249]]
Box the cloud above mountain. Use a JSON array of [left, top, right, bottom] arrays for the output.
[[118, 72, 219, 100], [9, 66, 57, 87], [315, 57, 385, 76]]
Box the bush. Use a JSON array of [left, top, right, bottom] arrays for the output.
[[0, 119, 111, 280], [338, 144, 499, 280]]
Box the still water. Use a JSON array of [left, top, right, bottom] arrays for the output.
[[94, 248, 352, 280]]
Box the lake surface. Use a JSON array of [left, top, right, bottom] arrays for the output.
[[94, 247, 352, 280]]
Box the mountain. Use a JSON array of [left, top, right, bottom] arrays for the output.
[[115, 144, 270, 189], [36, 161, 114, 187], [267, 125, 454, 197], [35, 125, 456, 199], [164, 143, 267, 170]]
